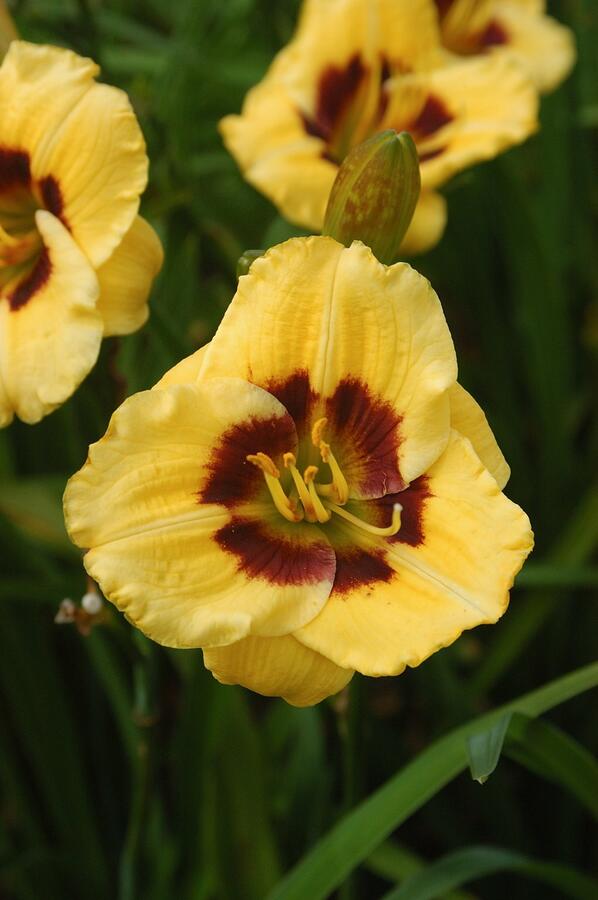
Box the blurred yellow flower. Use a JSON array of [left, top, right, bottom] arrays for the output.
[[220, 0, 538, 255], [64, 237, 533, 706], [0, 42, 163, 427], [434, 0, 575, 94]]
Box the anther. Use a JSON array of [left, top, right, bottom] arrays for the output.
[[246, 453, 303, 523], [311, 417, 349, 505], [303, 466, 331, 523], [284, 452, 318, 522]]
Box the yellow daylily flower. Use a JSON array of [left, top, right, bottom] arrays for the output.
[[0, 41, 163, 427], [64, 237, 533, 707], [434, 0, 575, 94], [220, 0, 538, 254]]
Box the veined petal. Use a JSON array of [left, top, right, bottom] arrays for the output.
[[295, 431, 533, 675], [64, 379, 335, 648], [449, 382, 510, 489], [415, 54, 537, 190], [204, 634, 353, 707], [96, 216, 163, 337], [153, 344, 208, 390], [491, 1, 575, 93], [0, 42, 148, 269], [0, 210, 101, 426], [401, 190, 447, 256], [201, 237, 457, 491], [220, 82, 335, 232]]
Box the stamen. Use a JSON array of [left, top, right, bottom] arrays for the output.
[[326, 501, 402, 537], [311, 417, 349, 504], [246, 453, 303, 523], [284, 452, 318, 523], [303, 466, 331, 524]]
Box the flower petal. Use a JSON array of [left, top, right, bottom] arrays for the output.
[[220, 82, 335, 232], [201, 237, 457, 491], [0, 42, 148, 270], [295, 431, 533, 675], [96, 216, 163, 337], [0, 210, 101, 426], [401, 190, 447, 255], [491, 1, 575, 93], [416, 53, 538, 190], [153, 344, 208, 390], [449, 382, 510, 489], [204, 634, 353, 707], [64, 379, 335, 648]]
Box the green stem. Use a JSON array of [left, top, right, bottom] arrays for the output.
[[340, 675, 365, 900]]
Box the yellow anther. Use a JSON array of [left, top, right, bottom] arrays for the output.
[[311, 417, 328, 447], [326, 501, 403, 537], [246, 453, 303, 523], [304, 466, 331, 524], [310, 417, 349, 505], [246, 452, 279, 479], [285, 455, 318, 522]]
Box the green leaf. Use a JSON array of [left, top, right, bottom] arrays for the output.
[[505, 713, 598, 819], [467, 713, 511, 784], [266, 663, 598, 900], [379, 845, 598, 900]]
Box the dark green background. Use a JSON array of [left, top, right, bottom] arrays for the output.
[[0, 1, 596, 898]]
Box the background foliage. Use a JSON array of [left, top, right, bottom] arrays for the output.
[[0, 1, 597, 898]]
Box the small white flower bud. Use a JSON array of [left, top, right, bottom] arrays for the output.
[[81, 591, 103, 616]]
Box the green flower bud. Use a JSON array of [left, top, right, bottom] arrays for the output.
[[322, 130, 421, 265], [236, 249, 265, 278]]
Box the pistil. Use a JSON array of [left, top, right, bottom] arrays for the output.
[[325, 501, 403, 537]]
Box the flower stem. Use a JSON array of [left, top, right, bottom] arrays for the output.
[[339, 674, 365, 900]]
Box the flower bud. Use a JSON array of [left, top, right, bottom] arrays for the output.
[[322, 130, 421, 264], [237, 249, 265, 278]]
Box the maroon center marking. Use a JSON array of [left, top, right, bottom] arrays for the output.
[[479, 20, 509, 48], [39, 175, 65, 220], [264, 370, 316, 437], [8, 247, 51, 311], [370, 474, 432, 547], [433, 0, 455, 17], [326, 378, 405, 498], [410, 95, 453, 140], [215, 515, 335, 586], [200, 412, 297, 508], [0, 148, 31, 192], [331, 545, 393, 596]]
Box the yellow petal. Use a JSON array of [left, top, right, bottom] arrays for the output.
[[220, 82, 335, 232], [201, 236, 457, 490], [96, 216, 163, 337], [0, 210, 101, 426], [0, 1, 18, 58], [491, 2, 575, 93], [64, 379, 335, 648], [295, 431, 533, 675], [204, 634, 353, 707], [400, 190, 447, 256], [153, 344, 208, 390], [0, 42, 148, 269], [449, 382, 510, 489], [416, 53, 538, 190]]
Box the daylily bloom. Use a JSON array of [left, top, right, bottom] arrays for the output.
[[64, 237, 533, 707], [0, 41, 163, 427], [220, 0, 538, 255], [433, 0, 575, 94]]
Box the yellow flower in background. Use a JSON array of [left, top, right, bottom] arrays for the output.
[[64, 237, 533, 707], [434, 0, 575, 94], [220, 0, 538, 255], [0, 41, 163, 427]]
